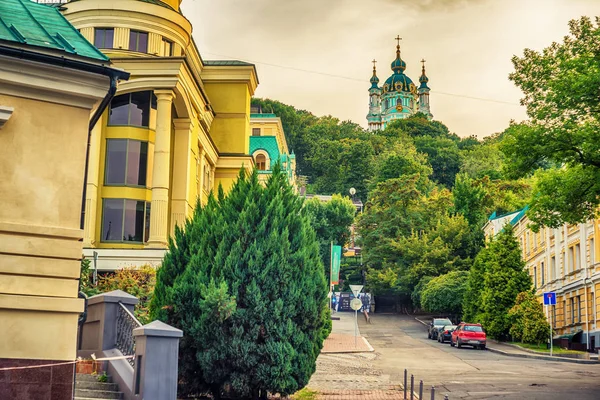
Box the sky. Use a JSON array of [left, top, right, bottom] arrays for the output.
[[182, 0, 598, 138]]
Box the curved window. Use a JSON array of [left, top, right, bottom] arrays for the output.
[[129, 30, 148, 53], [256, 154, 267, 171], [101, 199, 151, 243], [109, 91, 157, 128], [105, 139, 148, 186], [94, 28, 114, 49]]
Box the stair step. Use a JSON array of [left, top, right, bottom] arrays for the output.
[[76, 380, 119, 391], [76, 374, 112, 383], [74, 389, 123, 399]]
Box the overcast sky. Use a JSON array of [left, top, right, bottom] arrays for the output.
[[182, 0, 597, 138]]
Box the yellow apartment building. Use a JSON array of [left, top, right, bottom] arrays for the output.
[[60, 0, 260, 270], [249, 109, 297, 187], [484, 210, 600, 351]]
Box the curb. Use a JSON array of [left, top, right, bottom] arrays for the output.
[[414, 317, 429, 327], [486, 346, 598, 364], [494, 340, 591, 360]]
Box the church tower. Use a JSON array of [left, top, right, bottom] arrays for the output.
[[366, 36, 433, 131], [418, 59, 432, 118], [367, 60, 382, 131]]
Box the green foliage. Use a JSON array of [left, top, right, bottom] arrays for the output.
[[150, 167, 330, 399], [79, 257, 99, 298], [97, 372, 108, 383], [420, 271, 468, 315], [303, 194, 356, 277], [413, 135, 462, 188], [463, 225, 532, 339], [509, 291, 551, 345], [503, 16, 600, 227]]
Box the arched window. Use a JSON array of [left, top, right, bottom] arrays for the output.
[[256, 154, 267, 171]]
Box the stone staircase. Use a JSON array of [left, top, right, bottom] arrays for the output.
[[75, 373, 123, 399]]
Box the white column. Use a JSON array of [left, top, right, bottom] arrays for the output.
[[171, 118, 194, 235], [148, 90, 175, 248], [83, 121, 103, 246]]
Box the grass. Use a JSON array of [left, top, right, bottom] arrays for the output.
[[509, 342, 587, 354], [292, 388, 319, 400]]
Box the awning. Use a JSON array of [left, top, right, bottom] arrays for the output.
[[554, 330, 583, 340]]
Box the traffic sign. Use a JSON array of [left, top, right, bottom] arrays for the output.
[[543, 292, 556, 306], [350, 298, 362, 311], [349, 285, 363, 297]]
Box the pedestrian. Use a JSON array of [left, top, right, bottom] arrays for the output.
[[331, 294, 337, 313]]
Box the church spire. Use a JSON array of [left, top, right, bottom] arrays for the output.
[[370, 59, 380, 88], [419, 58, 430, 89], [391, 35, 406, 73]]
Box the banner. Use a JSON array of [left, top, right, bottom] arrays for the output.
[[331, 245, 342, 285]]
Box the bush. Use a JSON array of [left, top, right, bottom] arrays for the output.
[[151, 167, 330, 399], [420, 271, 468, 315], [509, 291, 551, 345]]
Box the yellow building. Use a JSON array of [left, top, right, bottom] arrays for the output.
[[0, 0, 129, 396], [484, 210, 600, 351], [249, 110, 297, 187], [60, 0, 259, 270]]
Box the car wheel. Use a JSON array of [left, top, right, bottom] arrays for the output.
[[450, 339, 455, 347], [480, 345, 486, 350], [457, 339, 462, 349]]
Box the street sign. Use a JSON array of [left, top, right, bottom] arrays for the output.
[[350, 298, 362, 311], [349, 285, 363, 297], [543, 292, 556, 306]]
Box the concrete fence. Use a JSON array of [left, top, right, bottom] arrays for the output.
[[78, 290, 182, 400]]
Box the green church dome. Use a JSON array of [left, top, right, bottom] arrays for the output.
[[384, 73, 415, 93]]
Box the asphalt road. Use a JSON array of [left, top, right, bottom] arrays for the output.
[[359, 314, 600, 400]]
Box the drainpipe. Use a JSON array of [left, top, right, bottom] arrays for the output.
[[80, 75, 118, 230]]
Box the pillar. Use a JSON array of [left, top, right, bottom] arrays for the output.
[[148, 90, 175, 248], [132, 321, 183, 400], [198, 146, 206, 206], [83, 120, 103, 246], [171, 118, 194, 235]]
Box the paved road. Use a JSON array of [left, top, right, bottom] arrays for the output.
[[359, 314, 600, 400]]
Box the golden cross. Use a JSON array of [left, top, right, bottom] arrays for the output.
[[372, 59, 377, 68], [421, 58, 426, 67], [395, 35, 402, 47]]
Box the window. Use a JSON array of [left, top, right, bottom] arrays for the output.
[[541, 262, 545, 285], [203, 163, 212, 191], [578, 295, 582, 323], [563, 300, 566, 325], [575, 243, 581, 270], [252, 128, 261, 137], [570, 297, 575, 324], [552, 305, 556, 328], [105, 139, 148, 186], [551, 256, 556, 280], [109, 91, 157, 128], [101, 199, 150, 243], [129, 30, 148, 53], [94, 28, 114, 49], [590, 239, 595, 265], [162, 38, 173, 56], [534, 266, 537, 289], [256, 154, 266, 171]]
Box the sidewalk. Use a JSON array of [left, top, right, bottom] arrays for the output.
[[321, 312, 374, 353]]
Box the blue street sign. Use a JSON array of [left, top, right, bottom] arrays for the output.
[[543, 292, 556, 306]]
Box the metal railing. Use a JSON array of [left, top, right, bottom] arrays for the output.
[[403, 369, 448, 400], [116, 302, 142, 367]]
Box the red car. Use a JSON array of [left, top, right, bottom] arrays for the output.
[[450, 323, 486, 350]]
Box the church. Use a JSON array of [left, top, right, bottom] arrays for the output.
[[367, 37, 432, 131]]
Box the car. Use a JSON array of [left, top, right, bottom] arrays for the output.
[[437, 325, 457, 343], [428, 318, 452, 340], [451, 323, 486, 349]]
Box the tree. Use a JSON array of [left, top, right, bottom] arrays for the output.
[[464, 225, 532, 339], [413, 135, 462, 188], [303, 194, 356, 278], [421, 271, 468, 316], [502, 16, 600, 227], [509, 291, 551, 344], [151, 167, 330, 399]]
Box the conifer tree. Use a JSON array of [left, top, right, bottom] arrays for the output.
[[151, 166, 330, 399]]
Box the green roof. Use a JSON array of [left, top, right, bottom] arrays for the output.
[[250, 136, 280, 162], [250, 113, 277, 118], [0, 0, 108, 62], [204, 60, 255, 67]]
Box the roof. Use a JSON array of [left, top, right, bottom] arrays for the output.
[[508, 206, 529, 225], [250, 136, 280, 162], [0, 0, 109, 62], [204, 60, 255, 67], [250, 113, 277, 118]]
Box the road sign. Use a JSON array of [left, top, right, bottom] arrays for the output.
[[349, 284, 363, 297], [543, 292, 556, 306], [350, 298, 362, 311]]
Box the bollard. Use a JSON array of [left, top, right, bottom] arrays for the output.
[[404, 369, 408, 400], [419, 380, 423, 400], [431, 385, 435, 400], [410, 375, 414, 400]]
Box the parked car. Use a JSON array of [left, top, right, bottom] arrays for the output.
[[437, 325, 457, 343], [428, 318, 452, 340], [451, 323, 486, 349]]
